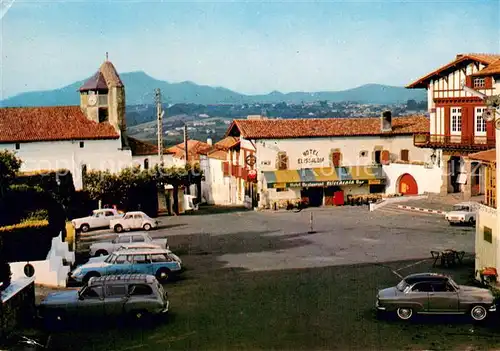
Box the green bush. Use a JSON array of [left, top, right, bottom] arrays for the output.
[[0, 221, 52, 262]]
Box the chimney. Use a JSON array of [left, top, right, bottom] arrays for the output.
[[207, 138, 213, 146], [381, 111, 392, 132]]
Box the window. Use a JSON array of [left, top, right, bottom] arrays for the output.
[[131, 255, 148, 264], [451, 107, 462, 134], [359, 150, 368, 158], [475, 107, 487, 135], [105, 211, 114, 217], [106, 285, 127, 297], [431, 281, 455, 292], [98, 108, 109, 123], [79, 141, 85, 148], [484, 226, 493, 243], [132, 235, 145, 243], [15, 143, 20, 150], [276, 152, 288, 170], [486, 165, 496, 208], [95, 212, 104, 218], [410, 282, 433, 292], [133, 214, 143, 219], [474, 78, 485, 89], [129, 284, 153, 296], [82, 286, 103, 298], [123, 215, 132, 220], [115, 255, 128, 264], [374, 150, 382, 164], [400, 149, 409, 162], [144, 158, 149, 170], [117, 236, 130, 244], [151, 254, 167, 262]]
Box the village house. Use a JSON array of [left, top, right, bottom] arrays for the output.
[[407, 53, 500, 199], [0, 58, 177, 190], [216, 113, 437, 210]]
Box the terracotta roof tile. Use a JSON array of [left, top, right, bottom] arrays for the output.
[[406, 53, 500, 88], [214, 136, 239, 150], [469, 149, 496, 164], [207, 149, 228, 160], [0, 106, 119, 143], [473, 58, 500, 76], [227, 116, 428, 140], [166, 140, 213, 161]]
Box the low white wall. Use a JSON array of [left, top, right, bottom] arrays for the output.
[[383, 163, 442, 195], [10, 233, 75, 287], [369, 194, 428, 211]]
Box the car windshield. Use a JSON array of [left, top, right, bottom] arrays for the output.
[[104, 254, 117, 263], [396, 279, 408, 292], [453, 205, 469, 211]]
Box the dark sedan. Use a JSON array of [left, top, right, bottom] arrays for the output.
[[376, 273, 496, 322]]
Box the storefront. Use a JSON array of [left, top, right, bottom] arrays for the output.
[[262, 166, 386, 207]]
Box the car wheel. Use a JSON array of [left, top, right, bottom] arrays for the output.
[[396, 307, 413, 321], [114, 224, 124, 233], [80, 224, 90, 233], [470, 305, 488, 321], [83, 271, 100, 285], [95, 250, 108, 257], [155, 268, 170, 283], [143, 223, 152, 231]]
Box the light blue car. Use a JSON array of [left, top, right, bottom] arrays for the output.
[[69, 248, 182, 284]]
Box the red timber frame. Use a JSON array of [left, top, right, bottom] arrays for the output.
[[414, 97, 495, 152]]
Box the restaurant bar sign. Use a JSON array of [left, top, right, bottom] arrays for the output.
[[271, 179, 378, 188], [297, 149, 324, 165]]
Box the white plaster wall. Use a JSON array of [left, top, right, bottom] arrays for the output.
[[254, 135, 432, 172], [382, 163, 442, 194], [431, 62, 493, 99], [201, 157, 232, 205], [1, 139, 132, 190], [475, 205, 498, 280]]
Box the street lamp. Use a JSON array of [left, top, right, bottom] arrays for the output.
[[430, 150, 437, 165]]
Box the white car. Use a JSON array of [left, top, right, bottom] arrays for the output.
[[72, 209, 123, 233], [89, 232, 168, 257], [109, 211, 159, 233], [445, 202, 477, 226], [87, 244, 181, 265]]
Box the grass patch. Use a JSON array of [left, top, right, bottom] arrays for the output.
[[44, 257, 500, 351]]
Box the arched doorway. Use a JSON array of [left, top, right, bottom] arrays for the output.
[[398, 173, 418, 195]]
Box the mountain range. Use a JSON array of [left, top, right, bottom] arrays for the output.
[[1, 71, 426, 107]]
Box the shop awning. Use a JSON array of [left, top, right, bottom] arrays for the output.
[[263, 166, 385, 188]]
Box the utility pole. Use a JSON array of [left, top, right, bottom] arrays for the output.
[[183, 123, 190, 195], [155, 88, 165, 164]]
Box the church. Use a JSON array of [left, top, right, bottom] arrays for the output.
[[0, 57, 176, 189]]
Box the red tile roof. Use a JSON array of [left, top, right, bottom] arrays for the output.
[[0, 106, 119, 143], [166, 140, 213, 161], [226, 116, 428, 140], [473, 58, 500, 77], [207, 149, 228, 160], [214, 136, 239, 150], [469, 149, 496, 164], [79, 71, 108, 91], [406, 53, 500, 89]]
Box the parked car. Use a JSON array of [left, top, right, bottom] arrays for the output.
[[39, 274, 169, 327], [445, 202, 477, 226], [87, 245, 182, 265], [109, 211, 158, 233], [89, 232, 168, 257], [72, 209, 123, 233], [376, 273, 496, 322], [68, 248, 182, 284]]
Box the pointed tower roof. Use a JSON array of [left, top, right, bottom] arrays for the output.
[[99, 60, 124, 88], [79, 71, 108, 91]]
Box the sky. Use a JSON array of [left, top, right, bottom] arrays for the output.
[[1, 0, 499, 99]]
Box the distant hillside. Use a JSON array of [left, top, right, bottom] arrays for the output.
[[1, 71, 426, 107]]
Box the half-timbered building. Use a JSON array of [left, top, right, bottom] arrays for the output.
[[407, 53, 500, 199]]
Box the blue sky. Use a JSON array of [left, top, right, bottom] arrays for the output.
[[1, 0, 499, 99]]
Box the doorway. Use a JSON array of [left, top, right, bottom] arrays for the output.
[[398, 173, 418, 195], [448, 156, 461, 193], [301, 187, 324, 207]]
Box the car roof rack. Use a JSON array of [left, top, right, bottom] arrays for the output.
[[89, 274, 154, 285]]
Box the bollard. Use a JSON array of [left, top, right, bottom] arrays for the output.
[[308, 211, 316, 234]]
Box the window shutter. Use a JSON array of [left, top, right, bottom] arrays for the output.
[[465, 76, 472, 88], [400, 149, 409, 162], [222, 162, 229, 176], [332, 152, 342, 167], [485, 76, 493, 89], [381, 150, 390, 165]]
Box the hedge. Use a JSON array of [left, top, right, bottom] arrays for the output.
[[0, 221, 53, 262]]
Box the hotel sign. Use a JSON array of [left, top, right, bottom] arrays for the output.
[[271, 179, 375, 188], [297, 149, 324, 165]]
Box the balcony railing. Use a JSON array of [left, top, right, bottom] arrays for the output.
[[414, 133, 495, 150]]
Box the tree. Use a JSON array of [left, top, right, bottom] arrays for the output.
[[0, 150, 22, 197]]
